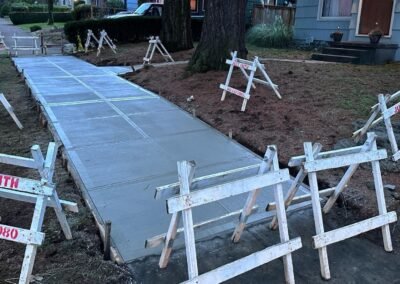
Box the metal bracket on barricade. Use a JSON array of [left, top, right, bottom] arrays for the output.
[[0, 143, 78, 284], [0, 93, 23, 129], [145, 146, 302, 284], [353, 91, 400, 161], [220, 51, 281, 112], [11, 34, 40, 56], [96, 30, 117, 57], [84, 29, 100, 53], [143, 36, 174, 65], [269, 133, 396, 280]]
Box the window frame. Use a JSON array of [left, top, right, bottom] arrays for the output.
[[317, 0, 352, 21]]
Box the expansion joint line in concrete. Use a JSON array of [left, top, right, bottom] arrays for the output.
[[44, 58, 150, 139]]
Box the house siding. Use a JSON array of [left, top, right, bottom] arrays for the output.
[[295, 0, 400, 60], [348, 0, 400, 60], [294, 0, 351, 41]]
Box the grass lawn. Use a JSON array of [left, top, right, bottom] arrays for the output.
[[18, 22, 66, 32]]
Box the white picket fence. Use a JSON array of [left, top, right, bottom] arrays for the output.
[[353, 91, 400, 161], [0, 32, 9, 54], [0, 143, 78, 284], [220, 51, 281, 112], [146, 146, 302, 284]]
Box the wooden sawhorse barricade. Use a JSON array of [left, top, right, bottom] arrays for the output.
[[0, 93, 23, 129], [11, 34, 40, 56], [268, 133, 397, 280], [146, 146, 302, 283], [84, 29, 117, 57], [354, 91, 400, 161], [220, 51, 281, 112], [143, 36, 174, 65], [0, 143, 78, 284]]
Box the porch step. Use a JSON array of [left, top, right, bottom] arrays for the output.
[[322, 47, 369, 57], [311, 53, 359, 64]]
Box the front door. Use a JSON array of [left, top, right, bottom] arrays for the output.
[[358, 0, 394, 36]]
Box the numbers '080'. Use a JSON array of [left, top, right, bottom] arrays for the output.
[[0, 225, 18, 240]]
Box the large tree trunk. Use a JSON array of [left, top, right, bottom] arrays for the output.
[[161, 0, 193, 52], [188, 0, 247, 72], [48, 0, 54, 25]]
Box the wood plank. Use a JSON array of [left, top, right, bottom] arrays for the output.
[[267, 187, 335, 211], [379, 94, 399, 160], [177, 161, 198, 279], [146, 205, 259, 249], [312, 212, 397, 249], [382, 101, 400, 119], [226, 59, 256, 71], [304, 142, 331, 280], [0, 173, 53, 196], [289, 146, 364, 167], [167, 169, 290, 214], [0, 93, 23, 129], [0, 153, 37, 169], [219, 84, 250, 99], [0, 188, 78, 213], [303, 149, 387, 172], [155, 164, 259, 200], [0, 224, 45, 245], [182, 238, 302, 284]]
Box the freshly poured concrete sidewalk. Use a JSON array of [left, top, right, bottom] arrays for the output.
[[13, 56, 309, 263]]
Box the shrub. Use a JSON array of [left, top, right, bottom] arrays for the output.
[[71, 4, 92, 21], [10, 3, 70, 13], [64, 16, 203, 44], [246, 16, 293, 48], [0, 1, 11, 17], [9, 12, 72, 25], [30, 24, 42, 32]]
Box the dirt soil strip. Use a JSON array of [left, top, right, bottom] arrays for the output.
[[0, 57, 134, 283]]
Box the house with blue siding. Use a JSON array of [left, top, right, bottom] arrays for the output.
[[294, 0, 400, 61]]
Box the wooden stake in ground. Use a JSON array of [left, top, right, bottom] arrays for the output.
[[0, 93, 23, 129], [143, 36, 174, 65], [220, 51, 281, 112]]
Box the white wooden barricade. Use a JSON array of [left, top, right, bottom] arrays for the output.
[[0, 93, 23, 129], [0, 32, 9, 54], [0, 143, 78, 284], [96, 30, 117, 57], [353, 91, 400, 161], [11, 34, 40, 56], [220, 51, 281, 112], [143, 36, 174, 65], [146, 147, 302, 284], [84, 29, 100, 53], [268, 133, 396, 280]]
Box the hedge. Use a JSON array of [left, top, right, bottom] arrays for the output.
[[64, 16, 203, 44], [9, 12, 72, 25], [10, 3, 71, 13]]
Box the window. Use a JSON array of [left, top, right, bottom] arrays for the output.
[[190, 0, 197, 11], [321, 0, 352, 18]]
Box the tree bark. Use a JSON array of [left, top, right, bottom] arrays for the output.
[[48, 0, 54, 25], [188, 0, 247, 72], [161, 0, 193, 52]]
